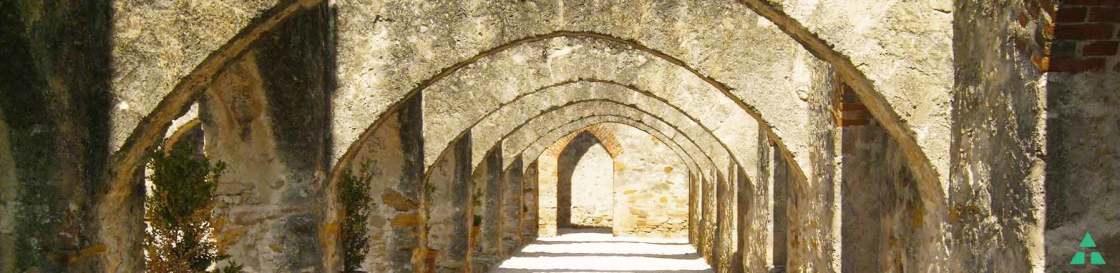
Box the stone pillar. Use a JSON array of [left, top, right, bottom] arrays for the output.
[[689, 172, 701, 246], [716, 164, 738, 273], [772, 145, 791, 272], [469, 145, 502, 273], [521, 161, 540, 240], [393, 94, 425, 272], [424, 132, 472, 273], [351, 94, 423, 272], [700, 171, 717, 262], [736, 163, 755, 273], [500, 156, 524, 256], [742, 127, 781, 273], [785, 60, 841, 273], [200, 5, 332, 270], [0, 1, 113, 272], [952, 1, 1049, 272]]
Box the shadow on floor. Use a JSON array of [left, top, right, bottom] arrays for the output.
[[530, 240, 691, 246], [515, 252, 703, 260], [490, 229, 713, 273]]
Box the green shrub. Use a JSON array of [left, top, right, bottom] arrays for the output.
[[143, 141, 241, 273]]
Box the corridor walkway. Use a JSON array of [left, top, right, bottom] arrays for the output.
[[490, 229, 713, 273]]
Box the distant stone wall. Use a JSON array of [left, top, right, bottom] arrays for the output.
[[567, 140, 614, 228], [535, 123, 688, 238], [606, 124, 689, 238]]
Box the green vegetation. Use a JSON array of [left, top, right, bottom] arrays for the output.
[[144, 141, 241, 273], [339, 162, 373, 272]]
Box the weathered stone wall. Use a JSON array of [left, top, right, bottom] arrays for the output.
[[521, 161, 540, 240], [468, 145, 501, 273], [333, 0, 820, 180], [838, 87, 926, 273], [108, 0, 276, 151], [772, 140, 792, 272], [607, 124, 689, 238], [740, 121, 793, 273], [951, 1, 1050, 272], [423, 133, 471, 273], [342, 94, 423, 273], [499, 157, 525, 256], [772, 0, 955, 186], [700, 171, 717, 262], [0, 112, 15, 273], [715, 164, 740, 273], [1045, 67, 1120, 273], [198, 4, 334, 269], [0, 1, 113, 272], [784, 52, 839, 273], [9, 1, 1115, 272], [526, 115, 711, 238], [536, 141, 560, 237]]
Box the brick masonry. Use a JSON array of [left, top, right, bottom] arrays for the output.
[[1053, 0, 1120, 72]]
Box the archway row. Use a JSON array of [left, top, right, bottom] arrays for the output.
[[100, 2, 949, 273], [412, 95, 757, 272]]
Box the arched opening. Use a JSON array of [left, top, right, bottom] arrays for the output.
[[493, 122, 700, 272], [557, 131, 614, 230], [541, 123, 693, 238]]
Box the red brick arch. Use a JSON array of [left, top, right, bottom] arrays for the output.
[[543, 124, 623, 160]]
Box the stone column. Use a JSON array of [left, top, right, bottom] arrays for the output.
[[742, 127, 777, 273], [689, 172, 701, 246], [392, 94, 425, 272], [200, 7, 332, 269], [469, 146, 502, 272], [700, 171, 717, 262], [0, 2, 113, 272], [352, 94, 423, 272], [500, 156, 524, 256], [716, 163, 739, 273], [521, 161, 540, 240], [424, 132, 472, 273], [784, 60, 840, 273]]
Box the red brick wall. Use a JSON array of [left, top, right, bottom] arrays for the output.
[[1053, 0, 1120, 72]]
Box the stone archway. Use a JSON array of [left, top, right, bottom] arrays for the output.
[[556, 130, 616, 229]]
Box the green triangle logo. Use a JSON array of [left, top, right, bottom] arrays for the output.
[[1081, 233, 1098, 248], [1071, 232, 1106, 266]]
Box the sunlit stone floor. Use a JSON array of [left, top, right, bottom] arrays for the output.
[[490, 229, 713, 273]]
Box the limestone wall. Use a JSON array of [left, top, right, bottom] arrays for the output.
[[607, 124, 689, 238], [535, 123, 689, 238], [565, 139, 614, 228]]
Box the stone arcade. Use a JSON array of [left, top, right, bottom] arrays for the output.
[[2, 0, 1119, 272]]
